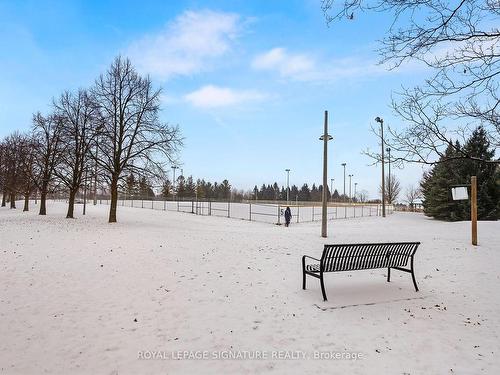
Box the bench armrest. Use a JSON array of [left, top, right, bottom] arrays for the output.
[[302, 255, 321, 262]]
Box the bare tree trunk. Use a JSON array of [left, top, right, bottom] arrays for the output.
[[39, 192, 47, 215], [23, 194, 29, 211], [9, 192, 16, 209], [66, 189, 77, 218], [1, 190, 6, 207], [108, 176, 118, 223]]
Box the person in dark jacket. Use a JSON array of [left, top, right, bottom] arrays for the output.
[[284, 206, 292, 227]]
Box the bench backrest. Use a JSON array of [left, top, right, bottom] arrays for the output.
[[321, 242, 420, 272]]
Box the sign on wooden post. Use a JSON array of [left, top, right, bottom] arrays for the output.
[[451, 176, 477, 246]]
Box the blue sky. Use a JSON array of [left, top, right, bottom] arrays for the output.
[[0, 0, 430, 199]]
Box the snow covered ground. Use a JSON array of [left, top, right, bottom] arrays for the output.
[[1, 201, 499, 374]]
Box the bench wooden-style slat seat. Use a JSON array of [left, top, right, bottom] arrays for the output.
[[302, 242, 420, 301]]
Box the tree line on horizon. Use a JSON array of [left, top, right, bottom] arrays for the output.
[[121, 173, 386, 203]]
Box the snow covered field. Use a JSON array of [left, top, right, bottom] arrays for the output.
[[1, 201, 499, 374]]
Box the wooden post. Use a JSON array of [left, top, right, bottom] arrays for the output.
[[471, 176, 478, 246]]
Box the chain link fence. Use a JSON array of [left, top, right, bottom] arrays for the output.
[[86, 197, 394, 225]]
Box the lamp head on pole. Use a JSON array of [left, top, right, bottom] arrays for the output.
[[319, 135, 333, 141], [375, 116, 383, 124]]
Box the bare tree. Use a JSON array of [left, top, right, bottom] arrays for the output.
[[32, 113, 64, 215], [405, 184, 422, 211], [17, 134, 37, 212], [1, 133, 24, 209], [379, 173, 401, 203], [91, 57, 182, 223], [358, 189, 369, 202], [54, 89, 98, 218], [322, 0, 500, 164], [0, 140, 7, 207]]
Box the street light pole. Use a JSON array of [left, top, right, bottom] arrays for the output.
[[386, 147, 391, 204], [354, 182, 358, 201], [285, 169, 290, 204], [341, 163, 346, 201], [172, 166, 178, 197], [375, 117, 386, 217], [330, 178, 334, 202], [348, 174, 354, 202], [319, 110, 333, 238]]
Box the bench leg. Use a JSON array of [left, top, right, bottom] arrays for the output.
[[387, 267, 391, 282], [320, 274, 327, 301], [410, 256, 419, 292], [302, 258, 306, 290]]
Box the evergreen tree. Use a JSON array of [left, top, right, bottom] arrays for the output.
[[459, 127, 500, 220], [176, 176, 186, 198], [310, 184, 320, 202], [220, 179, 231, 200], [298, 183, 311, 201], [139, 176, 155, 198], [290, 185, 299, 201], [421, 127, 499, 221], [332, 189, 340, 201], [185, 176, 196, 197], [196, 179, 205, 199], [161, 179, 172, 198], [253, 185, 259, 200], [125, 173, 137, 198]]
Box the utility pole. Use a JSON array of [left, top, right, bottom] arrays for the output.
[[172, 166, 178, 198], [375, 117, 386, 217], [330, 178, 334, 202], [386, 147, 391, 204], [319, 110, 332, 238], [285, 169, 290, 204], [354, 182, 358, 201], [348, 174, 354, 202], [341, 163, 346, 201]]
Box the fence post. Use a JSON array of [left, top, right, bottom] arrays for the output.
[[227, 200, 230, 218], [249, 203, 252, 221], [163, 199, 166, 211], [354, 205, 356, 218], [312, 205, 314, 222], [192, 200, 194, 214], [151, 199, 154, 209], [209, 200, 211, 216], [297, 205, 299, 223], [277, 205, 281, 224]]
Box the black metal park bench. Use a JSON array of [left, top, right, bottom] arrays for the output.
[[302, 242, 420, 301]]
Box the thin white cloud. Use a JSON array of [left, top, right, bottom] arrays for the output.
[[251, 47, 423, 82], [128, 10, 241, 80], [252, 48, 315, 79], [184, 85, 267, 109]]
